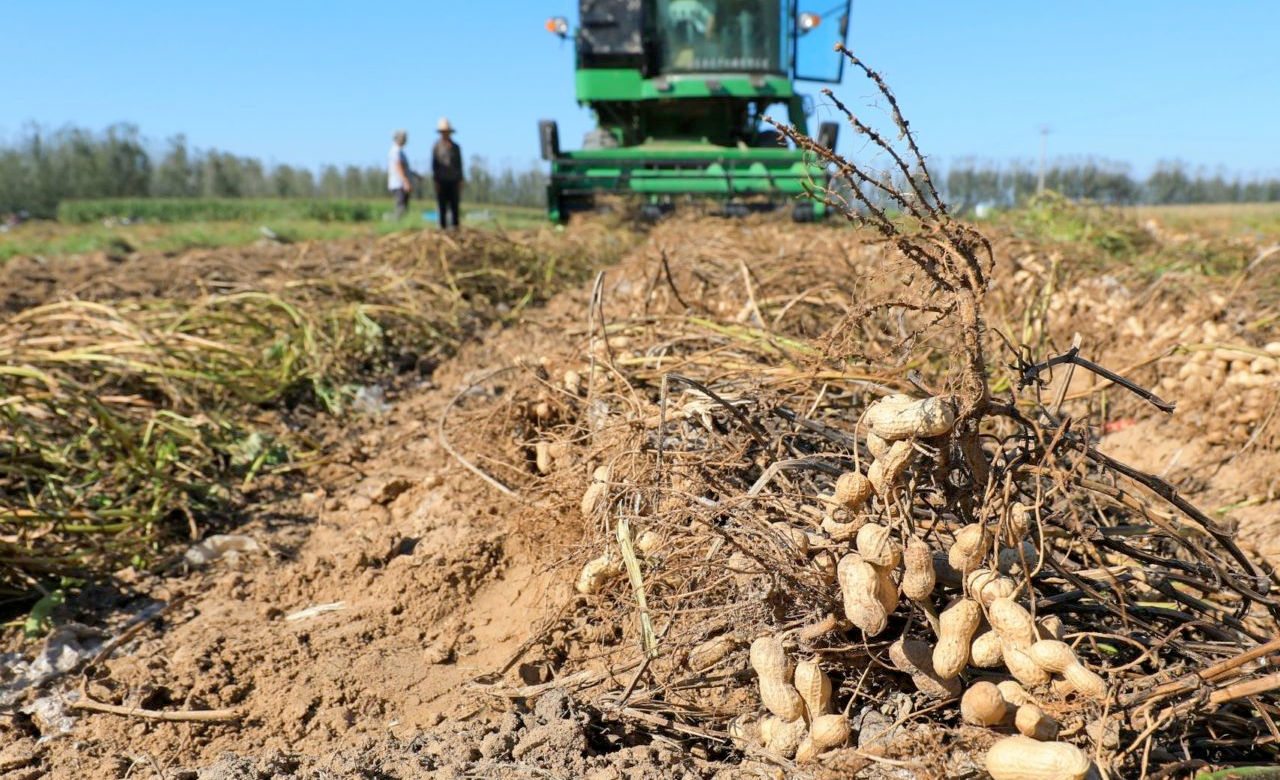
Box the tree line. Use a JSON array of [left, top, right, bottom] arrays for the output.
[[0, 123, 548, 219], [943, 157, 1280, 212], [4, 123, 1279, 220]]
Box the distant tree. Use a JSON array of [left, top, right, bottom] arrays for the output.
[[269, 164, 310, 197], [153, 134, 195, 197], [101, 124, 151, 197], [1147, 161, 1193, 204], [465, 155, 495, 204], [319, 165, 342, 197]]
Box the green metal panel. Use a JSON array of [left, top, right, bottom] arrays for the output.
[[551, 142, 826, 199], [576, 70, 795, 103], [563, 143, 808, 161]]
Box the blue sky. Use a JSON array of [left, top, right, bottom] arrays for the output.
[[3, 1, 1277, 177]]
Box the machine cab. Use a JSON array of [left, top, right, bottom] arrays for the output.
[[654, 0, 847, 81], [572, 0, 849, 82], [541, 0, 852, 222]]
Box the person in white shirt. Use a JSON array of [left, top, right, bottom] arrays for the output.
[[387, 129, 416, 219]]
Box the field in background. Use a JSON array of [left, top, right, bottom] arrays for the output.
[[1124, 201, 1280, 235], [0, 199, 546, 261], [7, 197, 1280, 266]]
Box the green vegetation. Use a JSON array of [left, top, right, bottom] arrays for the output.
[[56, 197, 382, 224], [1001, 192, 1156, 256], [0, 227, 629, 605], [0, 202, 548, 262], [1126, 202, 1280, 236], [990, 193, 1271, 278]]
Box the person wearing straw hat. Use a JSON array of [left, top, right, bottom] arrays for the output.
[[387, 129, 417, 220], [431, 118, 464, 229]]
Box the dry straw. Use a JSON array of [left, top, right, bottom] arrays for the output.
[[1, 226, 625, 600]]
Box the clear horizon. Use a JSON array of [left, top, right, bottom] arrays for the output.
[[4, 1, 1277, 179]]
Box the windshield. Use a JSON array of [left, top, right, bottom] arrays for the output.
[[656, 0, 784, 74]]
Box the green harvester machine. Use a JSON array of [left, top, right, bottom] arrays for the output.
[[541, 0, 852, 222]]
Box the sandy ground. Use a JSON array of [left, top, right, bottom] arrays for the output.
[[2, 218, 1277, 779]]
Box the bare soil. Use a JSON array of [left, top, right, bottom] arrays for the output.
[[2, 217, 1277, 779]]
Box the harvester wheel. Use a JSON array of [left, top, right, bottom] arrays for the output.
[[539, 120, 560, 161], [640, 203, 672, 222], [792, 202, 818, 223]]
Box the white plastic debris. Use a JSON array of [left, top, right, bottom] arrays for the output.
[[284, 601, 348, 622], [184, 534, 262, 567]]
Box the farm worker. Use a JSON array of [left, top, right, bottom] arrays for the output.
[[432, 118, 464, 229], [668, 0, 713, 36], [387, 129, 417, 220]]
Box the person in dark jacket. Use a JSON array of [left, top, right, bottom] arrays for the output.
[[432, 118, 464, 229]]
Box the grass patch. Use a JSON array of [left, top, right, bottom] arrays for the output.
[[1125, 202, 1280, 238], [57, 197, 382, 224], [989, 193, 1263, 278], [0, 203, 548, 262]]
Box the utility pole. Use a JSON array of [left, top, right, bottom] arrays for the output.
[[1037, 124, 1049, 196]]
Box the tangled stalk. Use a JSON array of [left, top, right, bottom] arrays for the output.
[[452, 48, 1280, 778]]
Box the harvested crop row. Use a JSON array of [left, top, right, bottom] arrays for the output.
[[0, 225, 631, 599]]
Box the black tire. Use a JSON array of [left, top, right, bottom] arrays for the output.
[[539, 120, 560, 161], [792, 201, 817, 223]]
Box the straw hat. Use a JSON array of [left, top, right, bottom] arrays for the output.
[[437, 117, 455, 133]]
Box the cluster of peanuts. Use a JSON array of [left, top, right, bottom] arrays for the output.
[[571, 392, 1110, 777], [739, 395, 1099, 778]]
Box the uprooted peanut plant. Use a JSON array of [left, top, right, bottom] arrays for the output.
[[446, 48, 1280, 779]]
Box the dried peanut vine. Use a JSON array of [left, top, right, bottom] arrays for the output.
[[448, 48, 1280, 778]]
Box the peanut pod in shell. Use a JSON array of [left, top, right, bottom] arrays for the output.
[[970, 630, 1004, 668], [796, 713, 850, 762], [901, 537, 936, 601], [934, 598, 982, 679], [749, 636, 805, 721], [832, 471, 872, 510], [580, 465, 611, 518], [967, 568, 1015, 607], [997, 541, 1040, 575], [996, 680, 1034, 708], [865, 393, 955, 440], [793, 658, 833, 719], [868, 439, 915, 497], [575, 552, 622, 594], [838, 554, 894, 636], [889, 638, 961, 699], [1014, 703, 1059, 741], [1035, 615, 1064, 641], [1028, 639, 1107, 701], [760, 715, 807, 758], [865, 430, 891, 459], [948, 523, 990, 574], [988, 597, 1037, 648], [855, 522, 901, 568], [820, 512, 867, 542], [960, 681, 1009, 726], [685, 634, 740, 671], [1004, 644, 1052, 687], [985, 735, 1092, 780]]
